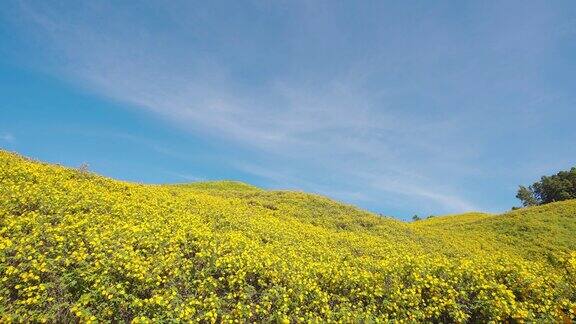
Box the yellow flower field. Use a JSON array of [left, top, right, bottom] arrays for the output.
[[0, 150, 575, 322]]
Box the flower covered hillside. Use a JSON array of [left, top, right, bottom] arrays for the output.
[[0, 150, 575, 322]]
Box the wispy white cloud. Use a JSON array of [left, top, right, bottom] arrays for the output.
[[5, 0, 572, 215], [234, 162, 371, 205], [163, 171, 205, 183], [0, 133, 15, 143]]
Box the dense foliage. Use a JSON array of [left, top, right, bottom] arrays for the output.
[[517, 167, 576, 207], [1, 150, 575, 322]]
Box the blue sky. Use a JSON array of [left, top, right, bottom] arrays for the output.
[[1, 1, 575, 219]]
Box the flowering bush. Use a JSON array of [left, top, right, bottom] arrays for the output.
[[0, 150, 575, 322]]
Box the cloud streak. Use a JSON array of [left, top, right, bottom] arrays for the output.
[[0, 133, 15, 143], [4, 0, 575, 216]]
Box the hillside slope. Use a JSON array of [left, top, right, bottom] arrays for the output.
[[411, 204, 576, 260], [0, 150, 575, 322]]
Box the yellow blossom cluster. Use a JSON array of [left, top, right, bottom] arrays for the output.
[[0, 150, 575, 322]]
